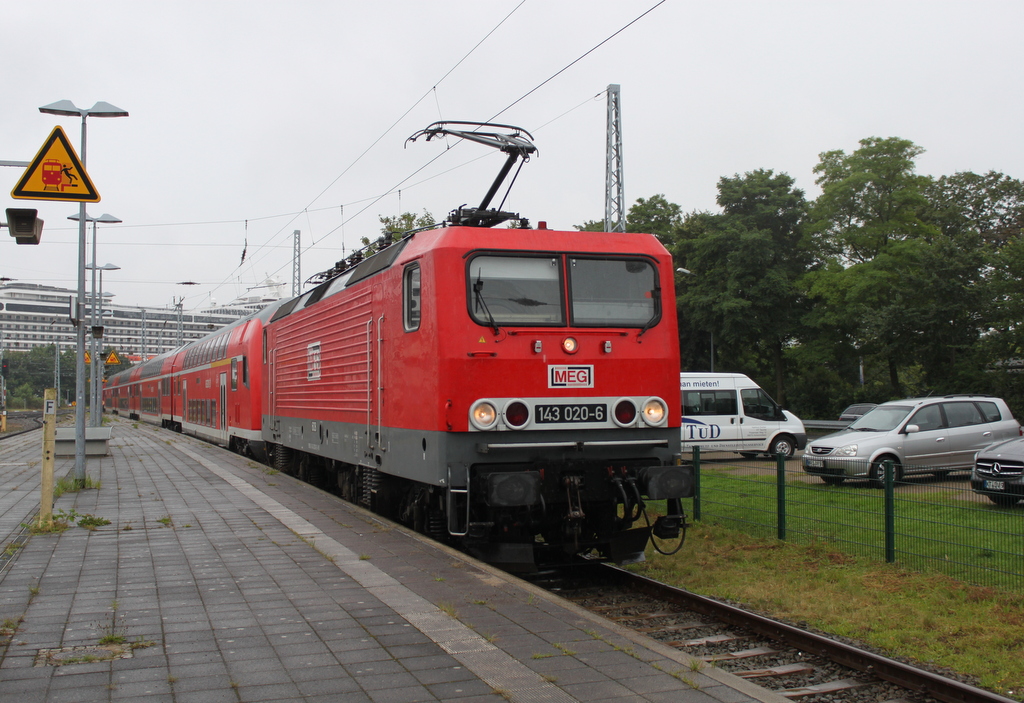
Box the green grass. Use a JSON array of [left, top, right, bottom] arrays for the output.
[[689, 463, 1024, 589], [632, 523, 1024, 699]]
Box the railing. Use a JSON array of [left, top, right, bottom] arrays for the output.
[[688, 448, 1024, 591]]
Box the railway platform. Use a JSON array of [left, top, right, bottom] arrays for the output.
[[0, 418, 783, 703]]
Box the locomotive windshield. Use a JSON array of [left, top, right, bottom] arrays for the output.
[[468, 255, 565, 326], [466, 254, 659, 328], [569, 257, 658, 327]]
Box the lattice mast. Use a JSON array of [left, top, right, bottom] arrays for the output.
[[292, 230, 301, 297], [604, 84, 625, 233]]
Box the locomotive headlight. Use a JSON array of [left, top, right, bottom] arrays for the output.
[[470, 400, 499, 430], [641, 397, 668, 427], [562, 337, 578, 354]]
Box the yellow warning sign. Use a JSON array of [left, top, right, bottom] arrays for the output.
[[105, 350, 121, 365], [84, 351, 92, 364], [11, 126, 100, 202]]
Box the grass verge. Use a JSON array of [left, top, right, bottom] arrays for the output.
[[631, 522, 1024, 699]]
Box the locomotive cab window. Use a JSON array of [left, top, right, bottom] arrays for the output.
[[403, 264, 421, 332], [569, 257, 659, 327], [466, 255, 564, 327]]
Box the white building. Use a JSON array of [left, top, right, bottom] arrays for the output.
[[0, 281, 281, 361]]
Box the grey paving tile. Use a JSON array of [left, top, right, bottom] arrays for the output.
[[0, 423, 767, 703]]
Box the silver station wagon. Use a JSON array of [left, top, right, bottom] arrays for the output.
[[803, 396, 1021, 486]]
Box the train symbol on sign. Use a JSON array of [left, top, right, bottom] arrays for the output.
[[40, 159, 79, 192]]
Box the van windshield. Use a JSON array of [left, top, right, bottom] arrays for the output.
[[848, 405, 911, 432]]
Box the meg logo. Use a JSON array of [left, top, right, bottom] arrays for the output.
[[548, 365, 593, 388]]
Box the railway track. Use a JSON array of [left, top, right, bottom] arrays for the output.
[[0, 410, 43, 440], [541, 564, 1018, 703]]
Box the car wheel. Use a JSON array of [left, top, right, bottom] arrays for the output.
[[870, 455, 901, 488], [769, 435, 795, 459], [822, 476, 845, 486], [987, 494, 1021, 507]]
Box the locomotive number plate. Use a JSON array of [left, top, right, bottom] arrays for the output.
[[535, 403, 606, 423]]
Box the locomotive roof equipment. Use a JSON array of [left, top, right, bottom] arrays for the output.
[[406, 121, 537, 229]]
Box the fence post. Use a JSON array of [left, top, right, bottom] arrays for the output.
[[884, 460, 896, 563], [692, 446, 701, 522], [776, 452, 787, 541]]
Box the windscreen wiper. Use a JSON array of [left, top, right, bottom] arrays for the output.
[[473, 275, 500, 336]]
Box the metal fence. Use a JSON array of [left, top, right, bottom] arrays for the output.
[[688, 448, 1024, 591]]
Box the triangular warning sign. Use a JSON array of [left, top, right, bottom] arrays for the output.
[[11, 126, 100, 202], [105, 350, 121, 365], [84, 350, 92, 364]]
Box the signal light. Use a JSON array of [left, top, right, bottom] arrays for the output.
[[4, 208, 44, 245]]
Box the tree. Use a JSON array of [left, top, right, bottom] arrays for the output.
[[811, 137, 935, 264], [806, 138, 939, 396], [674, 171, 810, 404], [573, 194, 682, 239], [377, 209, 435, 238], [626, 194, 682, 243]]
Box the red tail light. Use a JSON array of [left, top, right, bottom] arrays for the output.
[[504, 401, 529, 429], [614, 399, 636, 425]]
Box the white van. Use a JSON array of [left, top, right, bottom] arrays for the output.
[[680, 373, 807, 458]]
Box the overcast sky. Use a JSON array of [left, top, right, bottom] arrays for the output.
[[3, 1, 1023, 311]]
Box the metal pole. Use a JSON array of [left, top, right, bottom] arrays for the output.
[[90, 221, 99, 426], [73, 113, 88, 484]]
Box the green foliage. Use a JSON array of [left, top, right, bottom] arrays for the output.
[[575, 137, 1024, 420]]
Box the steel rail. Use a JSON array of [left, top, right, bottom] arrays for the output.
[[600, 564, 1018, 703]]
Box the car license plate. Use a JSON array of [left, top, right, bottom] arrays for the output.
[[535, 403, 606, 423], [805, 459, 824, 469], [984, 480, 1006, 491]]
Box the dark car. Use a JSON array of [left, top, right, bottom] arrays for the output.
[[838, 403, 877, 424], [972, 437, 1024, 507]]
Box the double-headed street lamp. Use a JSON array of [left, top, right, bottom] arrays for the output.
[[70, 212, 122, 426], [39, 100, 128, 484]]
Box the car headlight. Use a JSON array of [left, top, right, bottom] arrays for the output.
[[834, 444, 858, 457]]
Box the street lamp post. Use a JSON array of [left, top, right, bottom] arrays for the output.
[[39, 100, 128, 485], [71, 211, 122, 425], [84, 262, 120, 424]]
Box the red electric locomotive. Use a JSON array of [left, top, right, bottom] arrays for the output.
[[104, 122, 693, 570], [260, 123, 692, 569]]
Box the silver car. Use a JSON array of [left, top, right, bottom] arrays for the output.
[[972, 437, 1024, 507], [803, 396, 1021, 486]]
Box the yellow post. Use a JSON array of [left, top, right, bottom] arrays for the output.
[[40, 389, 57, 529]]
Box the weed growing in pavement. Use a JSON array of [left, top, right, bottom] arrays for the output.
[[156, 515, 172, 527], [551, 642, 576, 656], [437, 601, 458, 618], [53, 475, 101, 498], [77, 513, 111, 530]]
